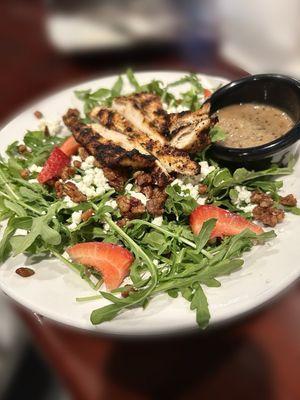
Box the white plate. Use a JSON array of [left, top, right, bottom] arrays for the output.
[[0, 71, 299, 336]]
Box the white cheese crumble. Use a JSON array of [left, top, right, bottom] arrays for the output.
[[125, 183, 147, 206], [233, 186, 256, 213], [103, 222, 110, 232], [171, 178, 207, 206], [152, 216, 163, 226], [105, 199, 117, 209], [63, 196, 77, 208], [81, 156, 96, 170], [68, 210, 82, 231], [28, 164, 43, 173], [199, 161, 216, 180], [68, 167, 111, 200], [28, 178, 38, 184], [39, 119, 62, 136]]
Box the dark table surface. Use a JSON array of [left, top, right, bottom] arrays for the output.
[[1, 1, 300, 400]]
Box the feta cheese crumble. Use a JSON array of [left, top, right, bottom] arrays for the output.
[[171, 178, 207, 205], [152, 216, 163, 226], [68, 210, 82, 231], [28, 164, 43, 173], [105, 199, 117, 209], [233, 186, 256, 213], [39, 119, 62, 136], [125, 183, 147, 205], [199, 161, 216, 180]]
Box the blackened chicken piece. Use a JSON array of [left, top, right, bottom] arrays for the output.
[[91, 107, 199, 176], [169, 103, 212, 153], [112, 92, 169, 144], [63, 108, 155, 170]]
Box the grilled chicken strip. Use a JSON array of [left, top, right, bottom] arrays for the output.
[[90, 107, 200, 176], [112, 92, 169, 144], [169, 103, 212, 152], [63, 108, 155, 170]]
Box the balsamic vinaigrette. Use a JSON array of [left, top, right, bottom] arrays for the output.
[[215, 103, 294, 148]]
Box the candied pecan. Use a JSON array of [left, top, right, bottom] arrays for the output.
[[81, 208, 94, 222], [280, 194, 297, 207], [117, 218, 129, 228], [250, 191, 274, 208], [78, 147, 89, 160], [140, 185, 153, 198], [73, 160, 82, 169], [121, 285, 137, 298], [101, 165, 128, 191], [116, 195, 146, 218], [64, 181, 87, 203], [198, 184, 208, 195], [46, 179, 56, 187], [253, 206, 284, 227], [16, 267, 35, 277], [20, 169, 29, 179], [135, 171, 153, 187], [34, 110, 43, 119], [146, 188, 168, 216], [54, 181, 64, 198], [60, 166, 76, 181], [151, 166, 171, 187], [18, 144, 28, 154]]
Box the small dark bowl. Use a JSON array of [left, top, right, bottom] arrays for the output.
[[208, 74, 300, 169]]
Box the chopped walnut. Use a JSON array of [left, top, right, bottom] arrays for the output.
[[116, 195, 146, 219], [140, 185, 153, 198], [20, 169, 29, 179], [81, 208, 94, 222], [253, 206, 285, 227], [134, 171, 153, 187], [280, 194, 297, 207], [73, 160, 82, 169], [198, 184, 208, 195], [18, 144, 28, 154], [251, 191, 274, 208], [146, 188, 168, 216], [117, 217, 129, 228], [64, 181, 87, 203], [78, 147, 89, 160], [60, 166, 76, 181], [54, 181, 64, 198], [34, 110, 43, 119]]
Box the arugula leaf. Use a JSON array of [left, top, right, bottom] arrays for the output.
[[190, 284, 210, 329]]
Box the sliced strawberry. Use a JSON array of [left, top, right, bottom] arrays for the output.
[[60, 135, 80, 157], [67, 242, 134, 290], [190, 205, 263, 238], [38, 147, 70, 184], [204, 88, 212, 99]]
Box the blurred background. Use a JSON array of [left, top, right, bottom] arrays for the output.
[[1, 0, 300, 399]]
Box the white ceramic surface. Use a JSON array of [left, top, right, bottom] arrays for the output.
[[0, 71, 299, 335]]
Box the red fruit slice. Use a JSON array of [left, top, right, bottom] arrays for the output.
[[67, 242, 134, 290], [204, 88, 212, 99], [38, 147, 70, 184], [190, 205, 263, 238], [60, 135, 80, 157]]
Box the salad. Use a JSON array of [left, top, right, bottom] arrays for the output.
[[0, 69, 299, 329]]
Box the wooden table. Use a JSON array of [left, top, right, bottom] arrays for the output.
[[2, 1, 300, 399]]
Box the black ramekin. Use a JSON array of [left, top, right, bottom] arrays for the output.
[[208, 74, 300, 170]]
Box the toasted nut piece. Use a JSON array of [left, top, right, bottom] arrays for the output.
[[34, 110, 43, 119], [280, 194, 297, 207], [18, 144, 28, 154], [54, 181, 64, 198], [16, 267, 35, 277], [81, 208, 94, 222], [73, 160, 82, 169], [198, 184, 208, 195], [253, 206, 284, 227], [20, 169, 30, 179], [60, 166, 76, 181], [78, 147, 89, 160], [64, 181, 87, 203], [251, 191, 274, 208]]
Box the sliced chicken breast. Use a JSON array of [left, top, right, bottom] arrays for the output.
[[169, 103, 212, 152], [112, 92, 169, 144], [91, 107, 199, 176], [63, 108, 155, 170]]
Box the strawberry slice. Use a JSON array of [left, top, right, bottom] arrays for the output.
[[190, 205, 263, 238], [67, 242, 134, 290], [38, 147, 70, 184], [60, 135, 80, 157], [204, 88, 212, 99]]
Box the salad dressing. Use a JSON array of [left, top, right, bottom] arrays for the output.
[[216, 103, 294, 148]]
